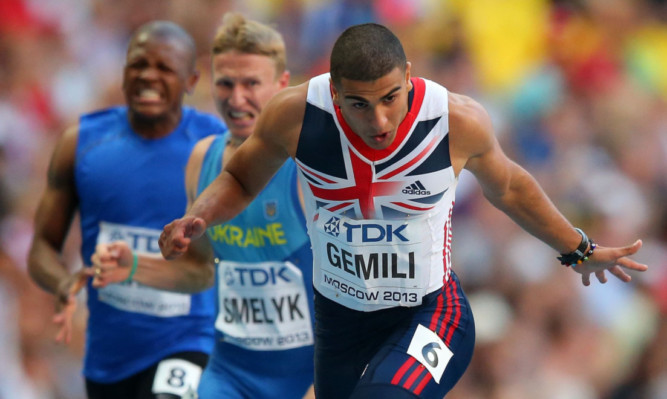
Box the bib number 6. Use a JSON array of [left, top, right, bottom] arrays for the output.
[[407, 324, 454, 383], [421, 342, 442, 368]]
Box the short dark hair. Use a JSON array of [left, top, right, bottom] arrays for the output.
[[129, 21, 197, 71], [330, 23, 406, 86]]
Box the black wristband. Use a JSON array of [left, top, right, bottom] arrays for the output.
[[557, 228, 595, 266]]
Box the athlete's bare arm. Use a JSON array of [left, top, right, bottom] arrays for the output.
[[448, 92, 647, 285], [27, 124, 87, 343], [90, 238, 214, 292], [159, 83, 308, 259], [91, 136, 217, 292], [28, 125, 82, 297]]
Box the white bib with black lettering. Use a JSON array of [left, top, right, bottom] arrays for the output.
[[96, 222, 191, 317], [312, 208, 437, 311], [215, 260, 313, 351]]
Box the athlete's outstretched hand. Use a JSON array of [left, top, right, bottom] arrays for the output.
[[159, 216, 207, 259], [53, 269, 88, 344], [571, 240, 648, 286]]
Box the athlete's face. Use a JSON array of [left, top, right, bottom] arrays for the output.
[[123, 34, 197, 121], [332, 63, 412, 150], [212, 50, 289, 139]]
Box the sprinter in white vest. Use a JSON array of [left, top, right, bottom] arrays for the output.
[[158, 23, 648, 399]]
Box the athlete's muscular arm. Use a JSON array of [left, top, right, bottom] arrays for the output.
[[448, 92, 647, 285], [90, 239, 214, 292], [27, 125, 88, 343], [91, 137, 216, 292], [159, 83, 308, 259]]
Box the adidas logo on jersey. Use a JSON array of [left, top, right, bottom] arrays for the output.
[[402, 181, 431, 195]]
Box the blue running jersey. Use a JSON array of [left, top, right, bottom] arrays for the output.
[[197, 134, 314, 399], [75, 106, 226, 383]]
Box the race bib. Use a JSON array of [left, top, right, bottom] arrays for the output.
[[407, 324, 452, 383], [96, 222, 191, 317], [215, 260, 313, 351], [152, 358, 202, 397], [312, 208, 433, 311]]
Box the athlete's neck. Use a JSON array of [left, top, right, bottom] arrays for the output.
[[225, 134, 246, 148], [128, 109, 182, 139]]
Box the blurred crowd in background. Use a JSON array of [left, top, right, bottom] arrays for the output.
[[0, 0, 665, 398]]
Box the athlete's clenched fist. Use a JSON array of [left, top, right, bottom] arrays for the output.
[[159, 216, 207, 259]]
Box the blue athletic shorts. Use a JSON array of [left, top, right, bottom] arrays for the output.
[[314, 271, 475, 399], [198, 348, 313, 399]]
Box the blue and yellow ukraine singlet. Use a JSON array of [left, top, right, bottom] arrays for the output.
[[198, 134, 314, 378], [76, 106, 225, 383]]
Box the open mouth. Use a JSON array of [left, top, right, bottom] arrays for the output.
[[371, 132, 390, 143], [134, 88, 163, 104], [227, 110, 254, 124]]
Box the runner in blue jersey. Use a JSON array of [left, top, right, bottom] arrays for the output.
[[159, 23, 649, 398], [91, 13, 316, 399], [27, 21, 225, 399]]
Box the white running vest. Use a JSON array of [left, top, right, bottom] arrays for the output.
[[295, 73, 457, 311]]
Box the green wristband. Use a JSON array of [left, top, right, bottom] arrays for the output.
[[125, 252, 138, 283]]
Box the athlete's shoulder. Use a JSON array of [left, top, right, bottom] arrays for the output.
[[419, 77, 448, 96], [447, 91, 495, 160], [190, 135, 219, 168], [182, 106, 227, 139], [259, 82, 309, 136], [271, 81, 309, 110], [448, 92, 491, 132], [79, 106, 125, 127], [76, 106, 127, 150], [307, 73, 331, 90], [185, 135, 220, 203], [412, 77, 449, 116], [303, 74, 334, 111], [54, 123, 80, 161]]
